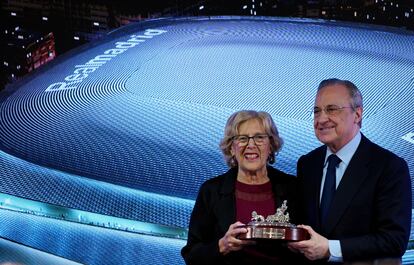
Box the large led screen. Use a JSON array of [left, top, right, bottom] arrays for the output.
[[0, 16, 413, 265]]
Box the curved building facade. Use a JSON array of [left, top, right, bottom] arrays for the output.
[[0, 16, 413, 264]]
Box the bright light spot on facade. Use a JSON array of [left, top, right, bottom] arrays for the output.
[[42, 16, 48, 21], [243, 5, 247, 9], [199, 5, 204, 10], [74, 36, 80, 40], [93, 22, 99, 26], [11, 12, 16, 16]]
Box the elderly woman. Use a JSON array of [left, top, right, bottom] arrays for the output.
[[181, 110, 303, 265]]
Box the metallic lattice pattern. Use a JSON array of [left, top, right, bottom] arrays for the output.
[[0, 16, 413, 264]]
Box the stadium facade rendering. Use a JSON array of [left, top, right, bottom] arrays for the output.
[[0, 16, 413, 264]]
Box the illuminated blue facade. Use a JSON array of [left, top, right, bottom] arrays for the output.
[[0, 17, 413, 264]]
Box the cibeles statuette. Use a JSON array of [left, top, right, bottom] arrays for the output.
[[238, 200, 310, 241]]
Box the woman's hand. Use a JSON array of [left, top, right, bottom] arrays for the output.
[[218, 221, 255, 255]]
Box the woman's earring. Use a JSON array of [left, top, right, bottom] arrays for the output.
[[231, 156, 237, 167]]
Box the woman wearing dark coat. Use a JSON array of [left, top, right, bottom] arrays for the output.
[[181, 110, 304, 265]]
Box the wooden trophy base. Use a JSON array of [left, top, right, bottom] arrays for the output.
[[238, 222, 310, 241]]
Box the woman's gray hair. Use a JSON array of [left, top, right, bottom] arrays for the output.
[[219, 110, 283, 167]]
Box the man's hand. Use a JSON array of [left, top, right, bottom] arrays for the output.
[[288, 225, 330, 260]]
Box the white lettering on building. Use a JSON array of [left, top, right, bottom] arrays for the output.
[[402, 132, 414, 144], [45, 29, 167, 92]]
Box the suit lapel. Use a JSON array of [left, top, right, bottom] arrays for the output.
[[306, 147, 326, 231], [322, 135, 372, 235]]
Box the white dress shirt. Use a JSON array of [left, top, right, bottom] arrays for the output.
[[320, 132, 361, 262]]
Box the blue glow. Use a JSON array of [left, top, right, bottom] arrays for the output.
[[0, 16, 413, 264], [0, 193, 188, 239], [0, 208, 185, 265]]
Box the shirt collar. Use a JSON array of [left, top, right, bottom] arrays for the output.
[[325, 132, 361, 167]]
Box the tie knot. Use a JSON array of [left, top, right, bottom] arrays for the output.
[[328, 154, 341, 168]]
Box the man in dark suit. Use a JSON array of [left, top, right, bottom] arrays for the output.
[[289, 78, 412, 264]]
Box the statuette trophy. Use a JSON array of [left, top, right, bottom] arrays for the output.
[[238, 200, 310, 241]]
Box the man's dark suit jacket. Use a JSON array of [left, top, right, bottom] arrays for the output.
[[181, 166, 303, 265], [298, 134, 411, 263]]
